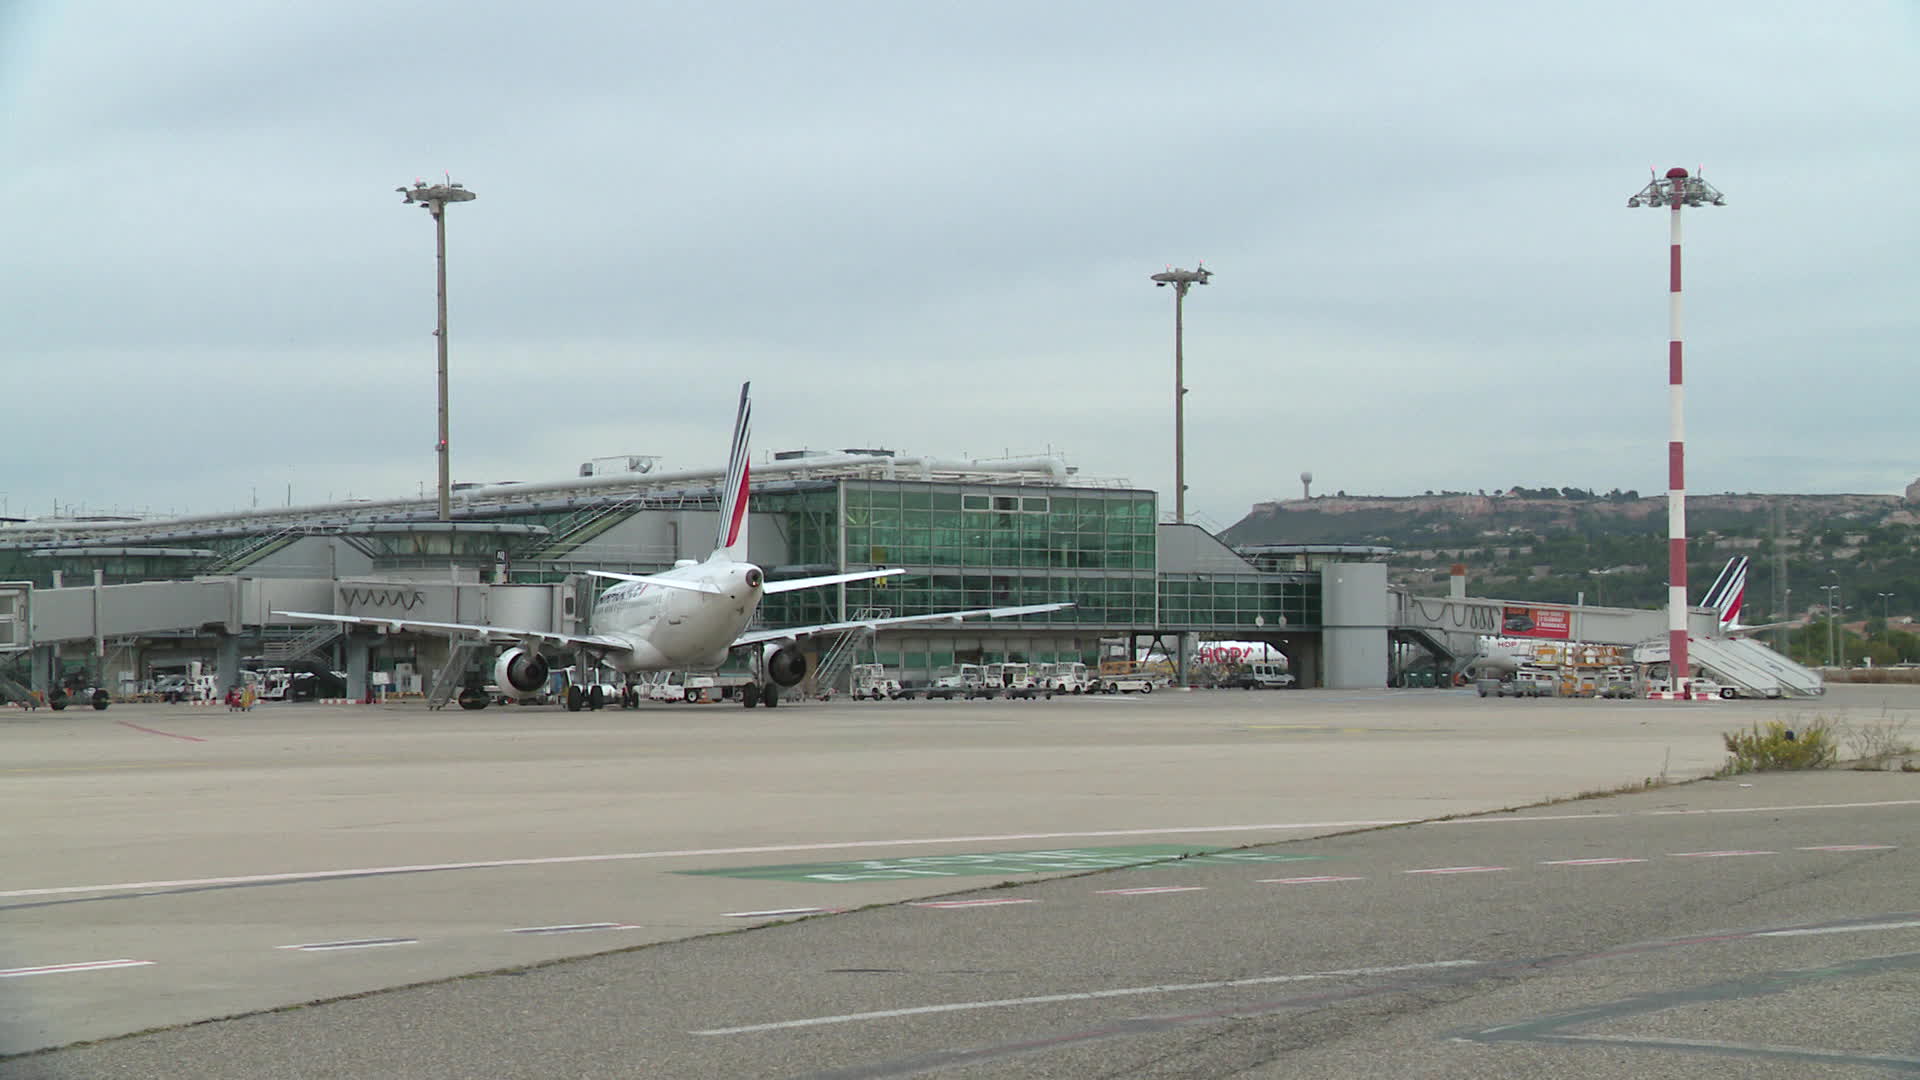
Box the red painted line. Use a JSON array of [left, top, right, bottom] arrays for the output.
[[1095, 886, 1206, 896], [1671, 850, 1775, 858], [1259, 875, 1364, 884], [1799, 845, 1897, 852], [115, 720, 206, 743], [1542, 857, 1648, 866], [1, 959, 154, 978], [910, 898, 1035, 909]]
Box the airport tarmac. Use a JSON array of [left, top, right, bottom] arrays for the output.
[[2, 686, 1915, 1077]]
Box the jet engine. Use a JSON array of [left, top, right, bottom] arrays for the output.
[[493, 647, 550, 697], [764, 642, 808, 688]]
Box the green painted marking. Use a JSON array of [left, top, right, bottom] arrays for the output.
[[676, 845, 1322, 883]]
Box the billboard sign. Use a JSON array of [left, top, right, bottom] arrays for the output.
[[1500, 604, 1571, 640]]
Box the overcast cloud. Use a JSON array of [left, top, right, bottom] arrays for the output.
[[2, 1, 1915, 527]]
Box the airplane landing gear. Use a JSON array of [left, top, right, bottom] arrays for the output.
[[564, 685, 585, 712], [742, 684, 760, 708]]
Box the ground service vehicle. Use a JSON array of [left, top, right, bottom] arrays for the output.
[[928, 664, 990, 700], [1038, 662, 1091, 694], [851, 664, 904, 700], [1223, 662, 1294, 689], [985, 662, 1050, 699]]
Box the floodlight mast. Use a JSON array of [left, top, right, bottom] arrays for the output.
[[1149, 264, 1212, 525], [398, 179, 478, 522], [1626, 168, 1723, 697]]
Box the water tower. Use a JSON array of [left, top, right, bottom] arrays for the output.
[[1300, 471, 1313, 500]]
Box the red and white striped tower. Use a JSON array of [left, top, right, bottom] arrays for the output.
[[1629, 167, 1724, 696]]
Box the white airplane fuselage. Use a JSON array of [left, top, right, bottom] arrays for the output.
[[589, 560, 765, 672]]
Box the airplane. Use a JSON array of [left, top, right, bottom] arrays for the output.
[[276, 383, 1071, 710]]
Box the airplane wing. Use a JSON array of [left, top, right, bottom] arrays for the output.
[[729, 602, 1073, 649], [272, 611, 631, 652], [762, 568, 911, 594]]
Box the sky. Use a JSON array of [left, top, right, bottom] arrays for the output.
[[2, 1, 1916, 530]]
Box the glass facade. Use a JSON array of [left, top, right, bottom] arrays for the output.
[[758, 481, 1160, 630], [1158, 573, 1320, 631]]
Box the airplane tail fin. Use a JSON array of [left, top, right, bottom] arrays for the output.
[[1701, 555, 1748, 630], [713, 382, 752, 562]]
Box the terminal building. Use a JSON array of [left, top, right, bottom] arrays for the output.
[[0, 450, 1393, 703]]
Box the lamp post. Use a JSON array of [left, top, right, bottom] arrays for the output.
[[1821, 581, 1839, 667], [1627, 168, 1724, 697], [398, 178, 478, 522], [1149, 264, 1211, 525], [1830, 570, 1846, 668], [1879, 591, 1895, 625]]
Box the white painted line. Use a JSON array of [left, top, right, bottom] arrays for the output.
[[909, 898, 1035, 909], [0, 819, 1413, 899], [505, 923, 641, 935], [722, 907, 838, 919], [1095, 886, 1206, 896], [1798, 844, 1897, 852], [276, 938, 418, 952], [1541, 857, 1649, 866], [0, 959, 153, 979], [1441, 798, 1920, 826], [692, 960, 1480, 1035], [1404, 866, 1505, 876], [1642, 799, 1920, 817], [1670, 850, 1776, 858], [1757, 919, 1920, 938], [1258, 875, 1366, 884]]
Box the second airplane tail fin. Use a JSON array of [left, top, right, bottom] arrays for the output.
[[1702, 555, 1749, 630], [713, 382, 752, 562]]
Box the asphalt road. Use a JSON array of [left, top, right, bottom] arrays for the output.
[[2, 687, 1915, 1077]]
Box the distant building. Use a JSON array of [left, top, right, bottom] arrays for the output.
[[1906, 477, 1920, 503]]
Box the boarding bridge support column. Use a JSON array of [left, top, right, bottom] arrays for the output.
[[31, 644, 57, 697], [345, 634, 371, 704], [1322, 563, 1389, 689], [216, 636, 242, 694]]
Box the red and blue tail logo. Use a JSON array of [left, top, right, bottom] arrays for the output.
[[715, 382, 751, 560], [1701, 555, 1748, 630]]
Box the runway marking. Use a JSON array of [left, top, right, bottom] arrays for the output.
[[1095, 886, 1206, 896], [114, 720, 206, 742], [1756, 919, 1920, 938], [505, 922, 641, 935], [1670, 849, 1776, 858], [1404, 865, 1505, 875], [1541, 857, 1648, 866], [721, 907, 842, 919], [692, 960, 1479, 1035], [276, 937, 417, 952], [11, 800, 1907, 901], [909, 898, 1035, 909], [0, 822, 1394, 899], [1259, 875, 1365, 884], [0, 959, 153, 978], [1799, 844, 1897, 852], [1439, 798, 1920, 826]]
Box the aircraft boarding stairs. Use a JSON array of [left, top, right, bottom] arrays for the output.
[[1634, 635, 1824, 698], [1, 672, 36, 708]]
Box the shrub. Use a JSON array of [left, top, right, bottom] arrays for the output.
[[1720, 717, 1837, 775]]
